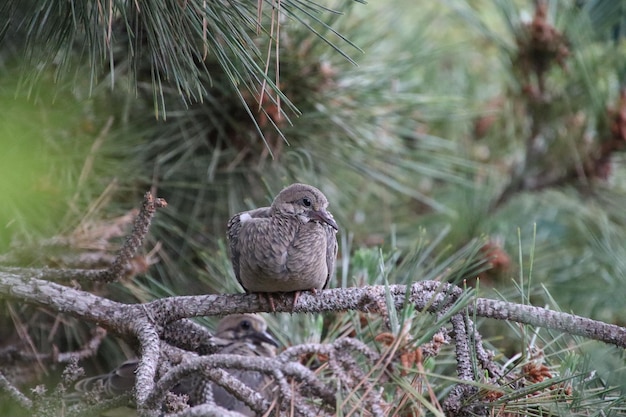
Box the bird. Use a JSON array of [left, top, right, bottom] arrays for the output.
[[179, 314, 278, 414], [73, 314, 278, 415], [227, 183, 338, 307]]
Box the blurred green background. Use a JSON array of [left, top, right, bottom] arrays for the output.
[[1, 0, 625, 415]]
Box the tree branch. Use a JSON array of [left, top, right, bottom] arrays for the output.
[[0, 272, 624, 348], [1, 191, 624, 417]]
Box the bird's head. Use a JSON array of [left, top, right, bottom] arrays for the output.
[[215, 314, 279, 347], [272, 183, 338, 230]]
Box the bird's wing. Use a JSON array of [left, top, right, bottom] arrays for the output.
[[227, 207, 271, 292], [211, 367, 269, 416], [324, 224, 338, 289], [227, 214, 243, 289], [74, 359, 138, 397], [211, 342, 274, 415]]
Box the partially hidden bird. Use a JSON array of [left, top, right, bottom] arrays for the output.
[[227, 183, 338, 307], [74, 314, 278, 415]]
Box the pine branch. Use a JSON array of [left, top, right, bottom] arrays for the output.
[[1, 192, 625, 416], [2, 0, 360, 119]]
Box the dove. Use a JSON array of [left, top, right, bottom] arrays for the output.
[[227, 183, 338, 307], [179, 314, 278, 414], [73, 314, 278, 416]]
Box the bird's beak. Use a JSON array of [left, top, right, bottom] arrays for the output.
[[309, 209, 338, 230], [253, 330, 280, 347]]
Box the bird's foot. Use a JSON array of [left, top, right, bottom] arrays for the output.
[[292, 291, 301, 310], [292, 288, 319, 310], [265, 293, 277, 312]]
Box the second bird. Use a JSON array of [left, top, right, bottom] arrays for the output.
[[227, 183, 338, 294]]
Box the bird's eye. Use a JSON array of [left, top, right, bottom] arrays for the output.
[[302, 197, 312, 207], [240, 320, 251, 330]]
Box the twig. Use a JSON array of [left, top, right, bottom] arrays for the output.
[[471, 297, 626, 348], [162, 319, 223, 355], [148, 355, 273, 414], [443, 313, 482, 416], [57, 327, 108, 363], [0, 371, 32, 409], [95, 192, 166, 283], [0, 327, 105, 365]]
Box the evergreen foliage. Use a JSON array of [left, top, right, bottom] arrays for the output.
[[0, 0, 625, 415]]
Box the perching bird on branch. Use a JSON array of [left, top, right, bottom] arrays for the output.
[[74, 314, 278, 415], [227, 183, 338, 308]]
